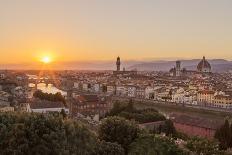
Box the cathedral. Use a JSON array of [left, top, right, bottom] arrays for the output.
[[169, 61, 186, 77], [197, 56, 211, 73], [170, 56, 212, 77]]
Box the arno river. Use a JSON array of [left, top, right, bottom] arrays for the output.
[[27, 74, 67, 96]]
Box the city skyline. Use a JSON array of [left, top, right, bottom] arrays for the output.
[[1, 1, 232, 153], [1, 0, 232, 68]]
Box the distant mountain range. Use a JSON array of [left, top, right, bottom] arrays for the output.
[[60, 59, 232, 72], [1, 59, 232, 72]]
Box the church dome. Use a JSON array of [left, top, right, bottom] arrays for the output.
[[197, 56, 211, 72]]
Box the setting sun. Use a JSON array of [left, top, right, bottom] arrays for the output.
[[41, 56, 51, 64]]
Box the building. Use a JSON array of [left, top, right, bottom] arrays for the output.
[[197, 56, 211, 73], [18, 103, 31, 112], [197, 90, 232, 109], [136, 86, 146, 98], [197, 90, 215, 105], [176, 61, 181, 76], [82, 83, 90, 91], [0, 73, 6, 79], [73, 82, 80, 89], [172, 88, 196, 104], [116, 56, 121, 71], [71, 95, 111, 117], [113, 56, 137, 76], [29, 99, 69, 113], [169, 61, 184, 77], [213, 94, 232, 109], [170, 56, 211, 77], [107, 84, 116, 95], [145, 86, 155, 99], [0, 105, 14, 112], [127, 85, 136, 97], [116, 85, 128, 96], [0, 91, 11, 106], [170, 114, 223, 139], [93, 83, 100, 93]]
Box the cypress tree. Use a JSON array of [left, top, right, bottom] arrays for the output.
[[215, 119, 231, 150]]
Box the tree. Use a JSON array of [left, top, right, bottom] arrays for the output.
[[98, 116, 140, 153], [107, 101, 125, 116], [128, 134, 186, 155], [124, 99, 135, 112], [230, 123, 232, 148], [107, 101, 166, 123], [0, 112, 96, 154], [93, 140, 125, 155], [162, 119, 177, 137], [185, 137, 223, 155], [33, 90, 66, 105], [60, 108, 67, 119], [215, 119, 231, 150]]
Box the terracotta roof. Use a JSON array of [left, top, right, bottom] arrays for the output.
[[76, 95, 99, 102], [214, 95, 232, 100], [30, 99, 65, 109], [198, 90, 215, 94]]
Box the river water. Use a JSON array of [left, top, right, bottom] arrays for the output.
[[27, 74, 67, 96]]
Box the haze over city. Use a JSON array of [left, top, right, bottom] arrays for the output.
[[2, 1, 232, 154], [1, 0, 232, 69]]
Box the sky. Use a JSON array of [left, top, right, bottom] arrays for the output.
[[0, 0, 232, 66]]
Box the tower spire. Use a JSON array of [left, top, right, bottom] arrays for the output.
[[116, 56, 121, 71]]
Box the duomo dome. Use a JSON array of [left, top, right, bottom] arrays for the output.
[[197, 56, 211, 73]]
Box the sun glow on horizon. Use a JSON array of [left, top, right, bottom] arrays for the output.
[[41, 56, 52, 64]]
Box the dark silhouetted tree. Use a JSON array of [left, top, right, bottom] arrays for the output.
[[215, 119, 231, 150], [98, 116, 140, 153], [93, 140, 125, 155]]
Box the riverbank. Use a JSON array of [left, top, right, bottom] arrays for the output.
[[112, 97, 232, 121]]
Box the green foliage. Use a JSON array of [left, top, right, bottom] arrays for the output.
[[98, 116, 140, 153], [0, 112, 96, 155], [174, 132, 189, 141], [108, 101, 166, 123], [93, 140, 125, 155], [185, 137, 223, 155], [215, 119, 232, 150], [128, 134, 187, 155], [60, 108, 67, 119], [33, 90, 66, 105], [162, 119, 176, 136], [107, 100, 125, 116], [153, 119, 177, 138]]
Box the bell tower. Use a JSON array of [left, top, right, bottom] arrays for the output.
[[116, 56, 121, 71], [176, 61, 181, 77]]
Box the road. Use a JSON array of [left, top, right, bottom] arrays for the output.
[[112, 96, 232, 113], [69, 89, 232, 113]]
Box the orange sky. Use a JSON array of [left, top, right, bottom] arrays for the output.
[[0, 0, 232, 66]]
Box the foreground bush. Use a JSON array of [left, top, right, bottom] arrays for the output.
[[128, 134, 187, 155], [93, 140, 125, 155], [0, 113, 96, 155], [33, 90, 66, 105], [185, 137, 223, 155], [107, 101, 166, 123], [98, 116, 140, 153]]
